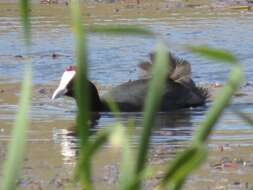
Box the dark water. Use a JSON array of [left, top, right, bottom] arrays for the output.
[[0, 5, 253, 189]]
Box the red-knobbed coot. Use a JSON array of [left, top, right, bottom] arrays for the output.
[[52, 53, 208, 111]]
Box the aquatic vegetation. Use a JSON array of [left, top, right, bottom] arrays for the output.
[[1, 0, 250, 190]]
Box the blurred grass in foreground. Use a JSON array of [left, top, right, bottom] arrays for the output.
[[66, 2, 245, 188], [1, 0, 249, 190], [1, 65, 32, 190], [1, 1, 32, 189]]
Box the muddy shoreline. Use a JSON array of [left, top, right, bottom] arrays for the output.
[[1, 0, 253, 10], [1, 0, 253, 22]]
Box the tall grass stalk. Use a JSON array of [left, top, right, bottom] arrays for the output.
[[19, 0, 31, 45], [1, 0, 32, 189], [194, 65, 243, 143], [234, 110, 253, 126], [156, 145, 207, 190], [188, 46, 242, 143], [131, 43, 169, 189], [118, 122, 136, 190], [70, 0, 89, 145], [1, 65, 32, 190], [70, 0, 93, 189], [155, 47, 243, 189]]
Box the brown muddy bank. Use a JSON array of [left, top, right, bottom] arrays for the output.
[[3, 0, 253, 8], [1, 0, 253, 19]]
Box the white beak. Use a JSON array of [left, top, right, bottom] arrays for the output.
[[51, 70, 76, 100], [51, 87, 67, 100]]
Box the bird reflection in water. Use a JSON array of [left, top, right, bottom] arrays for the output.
[[52, 107, 207, 165]]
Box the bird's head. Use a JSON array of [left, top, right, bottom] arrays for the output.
[[51, 65, 76, 100]]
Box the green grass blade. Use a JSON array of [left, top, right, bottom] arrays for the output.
[[19, 0, 31, 45], [156, 48, 243, 190], [89, 128, 112, 155], [170, 179, 185, 190], [103, 96, 121, 121], [133, 43, 169, 189], [194, 65, 243, 143], [118, 122, 136, 190], [70, 0, 89, 142], [156, 145, 207, 190], [75, 128, 111, 187], [233, 110, 253, 126], [76, 125, 126, 189], [188, 45, 238, 64], [70, 0, 91, 189], [1, 64, 32, 190], [89, 25, 155, 36]]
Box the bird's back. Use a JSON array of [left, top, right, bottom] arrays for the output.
[[101, 52, 209, 111]]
